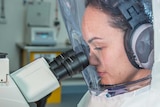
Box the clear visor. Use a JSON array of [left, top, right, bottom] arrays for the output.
[[58, 0, 101, 94], [58, 0, 153, 95]]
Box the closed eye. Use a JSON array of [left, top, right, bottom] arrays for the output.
[[94, 47, 102, 50]]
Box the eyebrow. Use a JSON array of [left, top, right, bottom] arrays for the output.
[[88, 37, 102, 43]]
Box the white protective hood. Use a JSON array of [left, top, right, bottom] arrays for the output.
[[58, 0, 160, 95], [151, 0, 160, 91]]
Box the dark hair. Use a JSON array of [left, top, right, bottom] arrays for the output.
[[85, 0, 129, 32], [85, 0, 152, 30]]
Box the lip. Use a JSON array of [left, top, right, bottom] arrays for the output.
[[97, 72, 107, 77]]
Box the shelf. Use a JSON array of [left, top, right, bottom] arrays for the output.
[[17, 43, 72, 52]]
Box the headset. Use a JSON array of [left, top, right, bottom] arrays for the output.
[[113, 0, 154, 69]]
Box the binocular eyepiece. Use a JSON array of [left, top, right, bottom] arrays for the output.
[[49, 49, 89, 81]]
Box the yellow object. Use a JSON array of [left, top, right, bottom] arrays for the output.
[[30, 52, 61, 62], [47, 86, 62, 103]]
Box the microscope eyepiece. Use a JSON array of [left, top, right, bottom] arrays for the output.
[[49, 49, 76, 70], [49, 50, 89, 81]]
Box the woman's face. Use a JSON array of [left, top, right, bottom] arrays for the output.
[[82, 6, 139, 85]]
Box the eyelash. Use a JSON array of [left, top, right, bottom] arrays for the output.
[[94, 47, 102, 50]]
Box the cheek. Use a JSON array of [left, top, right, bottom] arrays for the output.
[[99, 50, 113, 67], [100, 45, 127, 68]]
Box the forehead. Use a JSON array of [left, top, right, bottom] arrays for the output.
[[82, 6, 113, 40], [83, 6, 110, 27]]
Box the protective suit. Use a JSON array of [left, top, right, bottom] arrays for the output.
[[58, 0, 160, 107]]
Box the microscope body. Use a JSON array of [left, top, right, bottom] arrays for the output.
[[0, 75, 30, 107], [0, 50, 88, 107], [0, 55, 60, 107], [0, 54, 29, 107]]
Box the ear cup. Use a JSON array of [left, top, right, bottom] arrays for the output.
[[132, 23, 154, 69], [124, 23, 154, 69]]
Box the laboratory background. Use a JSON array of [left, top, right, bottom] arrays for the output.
[[0, 0, 87, 107], [1, 0, 160, 107]]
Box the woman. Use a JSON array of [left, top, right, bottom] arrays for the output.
[[77, 0, 158, 107], [58, 0, 160, 107], [81, 0, 151, 86]]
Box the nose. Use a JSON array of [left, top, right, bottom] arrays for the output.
[[89, 51, 99, 66]]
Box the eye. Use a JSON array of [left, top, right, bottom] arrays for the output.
[[94, 47, 102, 50]]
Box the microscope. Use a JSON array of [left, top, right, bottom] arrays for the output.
[[0, 49, 89, 107]]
